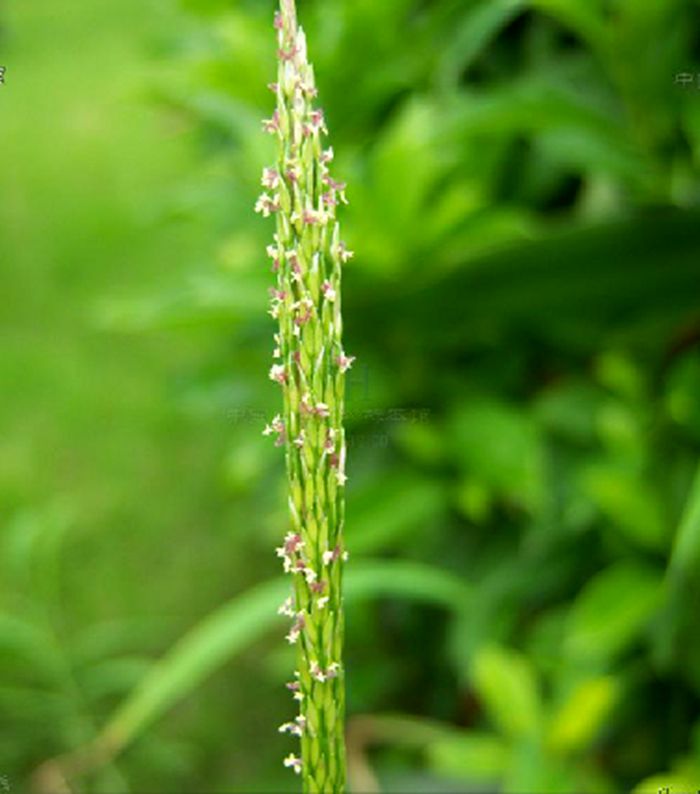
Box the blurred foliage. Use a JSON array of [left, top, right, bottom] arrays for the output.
[[2, 0, 700, 791]]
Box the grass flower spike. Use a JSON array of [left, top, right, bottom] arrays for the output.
[[257, 1, 353, 790]]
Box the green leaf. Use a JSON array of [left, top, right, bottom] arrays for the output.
[[579, 463, 668, 551], [0, 616, 65, 684], [350, 712, 462, 748], [503, 739, 582, 794], [471, 644, 542, 739], [437, 0, 525, 89], [448, 400, 544, 511], [668, 461, 700, 583], [654, 461, 700, 666], [427, 731, 509, 781], [348, 474, 445, 554], [87, 560, 471, 761], [345, 560, 471, 609], [100, 576, 288, 755], [363, 210, 700, 355], [564, 562, 664, 664], [529, 0, 609, 54], [441, 79, 643, 183], [547, 675, 619, 753]]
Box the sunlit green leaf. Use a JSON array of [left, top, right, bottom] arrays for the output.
[[471, 644, 542, 739], [579, 463, 668, 551], [668, 461, 700, 582], [565, 563, 664, 664], [547, 675, 619, 753], [427, 731, 509, 781]]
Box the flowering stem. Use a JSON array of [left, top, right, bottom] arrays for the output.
[[257, 2, 354, 791]]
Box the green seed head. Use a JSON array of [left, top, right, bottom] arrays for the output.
[[257, 2, 353, 791]]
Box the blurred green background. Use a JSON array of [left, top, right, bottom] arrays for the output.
[[2, 0, 700, 791]]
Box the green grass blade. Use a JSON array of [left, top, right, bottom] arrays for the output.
[[669, 461, 700, 582], [101, 577, 289, 754], [92, 560, 470, 759]]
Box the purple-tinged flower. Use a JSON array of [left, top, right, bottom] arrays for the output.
[[334, 240, 354, 263], [285, 613, 305, 645], [335, 444, 347, 486], [293, 297, 314, 326], [315, 402, 330, 418], [263, 414, 286, 448], [269, 364, 287, 384], [286, 627, 300, 645], [297, 79, 318, 98], [324, 429, 336, 452], [309, 661, 326, 683], [299, 392, 314, 415], [255, 193, 281, 217], [283, 754, 302, 775], [309, 660, 341, 682], [284, 532, 304, 554], [281, 713, 305, 738], [278, 45, 300, 62], [322, 546, 339, 566], [323, 174, 346, 192], [337, 353, 355, 373], [321, 281, 336, 302], [322, 174, 348, 205], [277, 596, 295, 617], [285, 165, 301, 183], [262, 110, 280, 134], [279, 721, 303, 737], [292, 207, 328, 226], [261, 167, 281, 190], [322, 544, 348, 565], [263, 414, 285, 437], [307, 109, 328, 134]]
